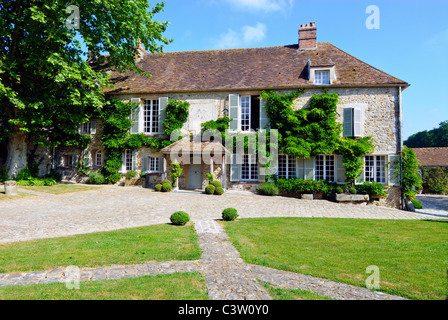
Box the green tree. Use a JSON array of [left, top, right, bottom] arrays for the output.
[[404, 121, 448, 148], [0, 1, 170, 177]]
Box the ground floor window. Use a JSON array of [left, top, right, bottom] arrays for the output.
[[241, 154, 258, 181], [278, 155, 296, 179], [149, 156, 160, 173], [125, 150, 133, 172], [95, 150, 102, 167], [365, 155, 386, 184], [315, 155, 335, 182]]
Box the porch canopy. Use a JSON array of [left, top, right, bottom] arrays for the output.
[[160, 137, 231, 188]]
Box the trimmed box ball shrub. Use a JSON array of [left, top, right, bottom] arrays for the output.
[[154, 184, 162, 192], [205, 184, 215, 195], [222, 208, 238, 221], [215, 187, 225, 195], [170, 211, 190, 226], [335, 187, 344, 194], [411, 198, 423, 209], [161, 182, 172, 192], [161, 179, 172, 186], [349, 187, 357, 194], [211, 180, 222, 189]]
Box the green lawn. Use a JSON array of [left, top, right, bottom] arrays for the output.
[[222, 218, 448, 300], [0, 224, 201, 273], [18, 184, 101, 194], [260, 282, 333, 300], [0, 191, 34, 201], [0, 272, 208, 300]]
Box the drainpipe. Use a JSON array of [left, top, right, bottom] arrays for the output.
[[398, 86, 405, 210]]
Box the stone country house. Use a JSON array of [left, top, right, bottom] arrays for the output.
[[48, 22, 409, 208]]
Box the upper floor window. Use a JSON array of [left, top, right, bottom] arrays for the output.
[[79, 121, 97, 135], [229, 94, 265, 133], [143, 99, 159, 134], [314, 71, 330, 85]]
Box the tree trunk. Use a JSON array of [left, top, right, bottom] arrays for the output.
[[5, 131, 28, 178]]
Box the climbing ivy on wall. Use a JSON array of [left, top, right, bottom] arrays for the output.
[[261, 90, 375, 186], [99, 98, 189, 184]]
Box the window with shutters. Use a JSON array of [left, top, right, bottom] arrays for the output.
[[315, 155, 335, 182], [365, 155, 386, 184], [241, 154, 258, 181], [278, 155, 297, 179], [343, 107, 362, 137], [149, 157, 160, 173], [143, 100, 159, 134]]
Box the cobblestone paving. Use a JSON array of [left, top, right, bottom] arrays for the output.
[[415, 195, 448, 219], [0, 186, 434, 300], [0, 186, 432, 244]]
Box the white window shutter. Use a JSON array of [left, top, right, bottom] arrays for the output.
[[356, 156, 365, 185], [130, 98, 141, 134], [304, 157, 315, 180], [388, 154, 401, 186], [84, 150, 91, 167], [90, 121, 97, 135], [78, 124, 82, 135], [72, 155, 78, 168], [353, 107, 362, 137], [57, 155, 63, 168], [343, 108, 353, 137], [119, 152, 125, 173], [143, 156, 149, 173], [159, 97, 169, 134], [159, 157, 165, 174], [335, 155, 346, 184], [230, 153, 241, 182], [229, 94, 240, 132], [259, 98, 270, 131], [132, 150, 137, 171], [296, 158, 305, 179]]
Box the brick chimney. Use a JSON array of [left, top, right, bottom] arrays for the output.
[[135, 39, 146, 62], [298, 22, 317, 50]]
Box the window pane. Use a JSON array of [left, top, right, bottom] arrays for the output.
[[288, 156, 296, 179], [278, 155, 287, 179], [315, 155, 324, 180], [240, 97, 251, 131], [325, 155, 335, 182]]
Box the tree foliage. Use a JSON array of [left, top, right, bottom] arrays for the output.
[[0, 0, 171, 176], [404, 121, 448, 148]]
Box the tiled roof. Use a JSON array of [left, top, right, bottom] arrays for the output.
[[104, 42, 408, 94], [161, 137, 231, 155], [412, 148, 448, 167]]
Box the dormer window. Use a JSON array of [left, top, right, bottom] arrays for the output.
[[314, 71, 330, 85], [308, 61, 336, 85]]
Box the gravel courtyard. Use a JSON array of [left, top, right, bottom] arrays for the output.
[[0, 185, 443, 244]]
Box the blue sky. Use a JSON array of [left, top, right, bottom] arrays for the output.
[[151, 0, 448, 139]]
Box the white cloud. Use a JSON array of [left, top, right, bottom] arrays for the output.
[[224, 0, 294, 13], [213, 22, 267, 49]]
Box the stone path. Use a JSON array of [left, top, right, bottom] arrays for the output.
[[415, 194, 448, 219], [0, 186, 433, 244]]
